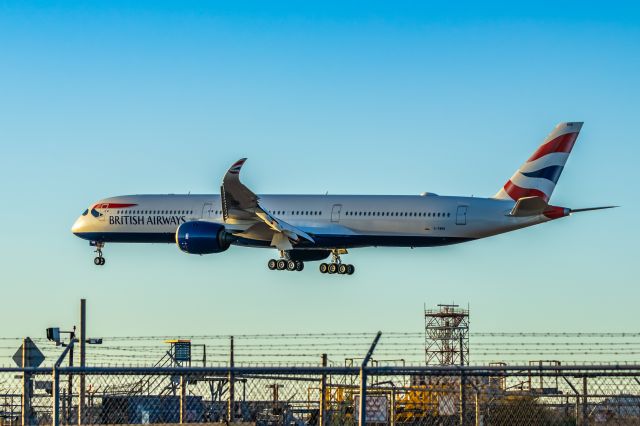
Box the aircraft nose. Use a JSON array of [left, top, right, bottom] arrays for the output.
[[71, 216, 85, 235]]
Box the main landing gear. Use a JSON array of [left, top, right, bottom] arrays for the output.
[[267, 252, 304, 272], [91, 241, 106, 266], [319, 250, 354, 275]]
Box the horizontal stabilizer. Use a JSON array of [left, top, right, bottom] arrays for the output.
[[509, 196, 549, 217]]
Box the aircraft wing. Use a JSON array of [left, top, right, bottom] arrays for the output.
[[221, 158, 315, 249]]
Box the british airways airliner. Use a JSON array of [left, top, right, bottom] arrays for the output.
[[72, 122, 614, 274]]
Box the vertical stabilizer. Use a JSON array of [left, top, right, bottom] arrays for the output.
[[494, 122, 583, 202]]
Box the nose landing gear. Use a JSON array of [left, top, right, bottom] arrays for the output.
[[91, 241, 106, 266]]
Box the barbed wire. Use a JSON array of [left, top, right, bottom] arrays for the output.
[[4, 331, 640, 367]]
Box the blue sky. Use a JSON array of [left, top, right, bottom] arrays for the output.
[[0, 1, 638, 344]]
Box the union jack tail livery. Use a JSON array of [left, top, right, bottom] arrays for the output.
[[494, 122, 583, 202]]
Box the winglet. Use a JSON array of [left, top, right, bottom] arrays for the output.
[[221, 158, 257, 216], [226, 158, 247, 176]]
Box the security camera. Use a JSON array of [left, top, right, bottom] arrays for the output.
[[46, 327, 61, 345]]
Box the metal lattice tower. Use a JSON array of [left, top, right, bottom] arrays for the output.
[[425, 304, 470, 365]]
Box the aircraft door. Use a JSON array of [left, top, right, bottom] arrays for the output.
[[202, 203, 213, 218], [331, 204, 342, 223], [456, 206, 468, 225]]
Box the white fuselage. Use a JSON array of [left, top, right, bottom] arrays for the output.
[[71, 193, 552, 249]]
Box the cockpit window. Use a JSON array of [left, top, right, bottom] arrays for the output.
[[82, 209, 89, 216]]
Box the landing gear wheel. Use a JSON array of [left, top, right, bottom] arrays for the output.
[[92, 241, 106, 266], [328, 263, 338, 274], [277, 259, 287, 270], [295, 261, 304, 271], [319, 263, 328, 274], [338, 264, 348, 275], [267, 259, 277, 270], [287, 260, 297, 271], [346, 264, 355, 275]]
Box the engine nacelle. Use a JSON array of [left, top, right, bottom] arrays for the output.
[[175, 221, 233, 254]]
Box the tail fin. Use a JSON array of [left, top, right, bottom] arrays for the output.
[[494, 122, 583, 202]]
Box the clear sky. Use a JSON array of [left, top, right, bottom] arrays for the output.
[[0, 1, 638, 344]]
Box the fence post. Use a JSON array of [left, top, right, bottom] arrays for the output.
[[228, 336, 235, 423], [459, 370, 466, 426], [320, 353, 327, 426], [390, 388, 396, 426], [21, 338, 31, 426], [52, 366, 60, 426], [359, 366, 367, 426], [475, 390, 479, 426], [459, 334, 467, 426], [179, 375, 186, 424], [582, 376, 588, 426], [358, 331, 382, 426], [78, 299, 86, 426]]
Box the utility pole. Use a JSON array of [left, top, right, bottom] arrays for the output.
[[78, 299, 86, 425], [46, 299, 102, 426]]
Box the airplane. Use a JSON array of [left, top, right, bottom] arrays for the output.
[[72, 122, 615, 274]]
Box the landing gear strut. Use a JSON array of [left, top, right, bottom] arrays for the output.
[[319, 249, 354, 275], [92, 241, 106, 266], [267, 251, 304, 272]]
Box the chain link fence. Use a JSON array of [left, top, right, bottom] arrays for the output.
[[2, 365, 640, 425]]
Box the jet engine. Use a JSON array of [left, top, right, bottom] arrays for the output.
[[175, 221, 234, 254]]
